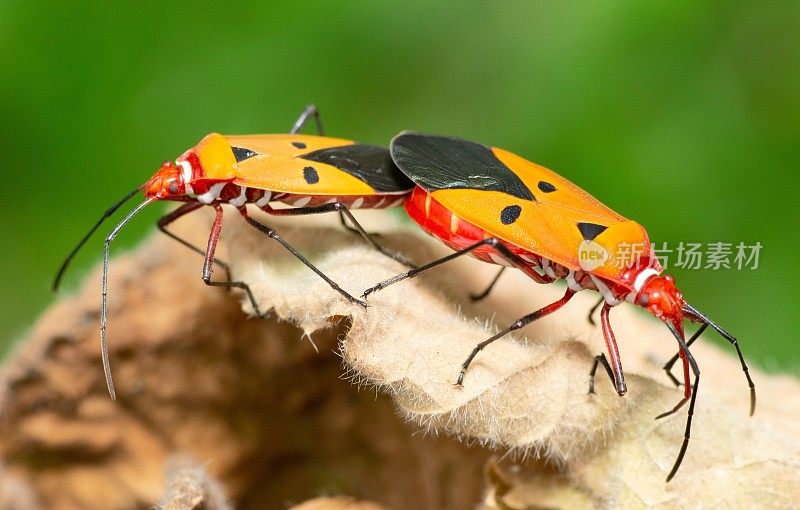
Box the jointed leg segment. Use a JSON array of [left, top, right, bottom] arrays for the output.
[[470, 267, 506, 302], [457, 288, 576, 385], [362, 237, 554, 299], [201, 205, 270, 318], [261, 202, 416, 268], [158, 202, 234, 281], [242, 212, 366, 307], [290, 104, 325, 135]]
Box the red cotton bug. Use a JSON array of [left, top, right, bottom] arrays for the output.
[[53, 106, 414, 400], [362, 132, 756, 481]]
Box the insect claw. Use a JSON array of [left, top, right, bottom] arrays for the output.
[[343, 293, 368, 309]]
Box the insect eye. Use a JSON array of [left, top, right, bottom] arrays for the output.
[[168, 181, 180, 194]]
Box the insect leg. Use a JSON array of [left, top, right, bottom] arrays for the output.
[[657, 350, 692, 419], [157, 202, 233, 281], [362, 237, 554, 299], [242, 213, 367, 308], [260, 202, 416, 268], [588, 353, 616, 394], [490, 241, 555, 284], [659, 323, 701, 482], [362, 239, 492, 298], [337, 209, 385, 245], [598, 303, 627, 395], [457, 288, 576, 385], [334, 205, 416, 268], [469, 267, 506, 302], [201, 205, 271, 319], [662, 323, 708, 387], [667, 369, 699, 482], [290, 104, 325, 135], [586, 296, 604, 326]]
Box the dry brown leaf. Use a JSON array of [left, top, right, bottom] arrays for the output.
[[0, 208, 797, 509], [230, 209, 800, 507]]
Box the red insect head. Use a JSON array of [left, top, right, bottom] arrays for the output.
[[636, 274, 686, 327], [142, 161, 187, 200]]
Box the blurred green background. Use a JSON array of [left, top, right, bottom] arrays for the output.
[[0, 2, 797, 371]]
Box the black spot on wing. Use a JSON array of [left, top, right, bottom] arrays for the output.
[[301, 144, 413, 193], [292, 141, 307, 149], [577, 222, 608, 241], [303, 166, 319, 184], [390, 132, 535, 201], [538, 181, 557, 193], [500, 205, 522, 224], [231, 146, 258, 163]]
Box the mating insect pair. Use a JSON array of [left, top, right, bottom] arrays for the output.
[[53, 105, 416, 400], [54, 106, 755, 482]]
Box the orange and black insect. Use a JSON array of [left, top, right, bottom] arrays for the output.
[[53, 106, 414, 399], [362, 132, 756, 481]]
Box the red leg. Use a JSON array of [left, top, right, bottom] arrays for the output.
[[157, 202, 233, 281], [658, 322, 702, 481], [656, 349, 692, 418], [199, 205, 271, 318], [202, 205, 223, 277], [598, 303, 627, 395], [457, 288, 576, 385]]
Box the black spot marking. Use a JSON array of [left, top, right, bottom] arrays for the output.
[[303, 166, 320, 184], [390, 133, 535, 201], [231, 146, 258, 162], [577, 222, 608, 241], [501, 205, 522, 225], [292, 141, 307, 149], [301, 144, 413, 192], [538, 181, 557, 193]]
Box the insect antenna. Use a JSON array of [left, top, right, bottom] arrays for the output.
[[101, 197, 155, 400], [682, 303, 756, 416], [52, 186, 141, 291]]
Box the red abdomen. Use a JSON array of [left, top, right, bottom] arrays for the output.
[[404, 186, 541, 268]]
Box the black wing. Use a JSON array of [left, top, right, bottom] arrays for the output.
[[390, 132, 534, 201], [301, 143, 413, 193]]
